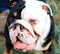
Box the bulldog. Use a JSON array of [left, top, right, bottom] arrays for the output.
[[4, 0, 55, 54]]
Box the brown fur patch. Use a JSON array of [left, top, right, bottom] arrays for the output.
[[4, 48, 13, 54]]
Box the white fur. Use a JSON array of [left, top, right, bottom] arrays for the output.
[[9, 20, 37, 44], [9, 27, 17, 43], [9, 0, 52, 51], [24, 0, 53, 16], [21, 0, 51, 50]]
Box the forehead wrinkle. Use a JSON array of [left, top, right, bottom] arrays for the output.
[[21, 5, 47, 21]]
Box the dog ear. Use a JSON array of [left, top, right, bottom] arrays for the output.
[[40, 3, 53, 16], [42, 5, 50, 13]]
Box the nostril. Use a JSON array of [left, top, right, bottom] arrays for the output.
[[17, 33, 23, 37], [18, 33, 20, 36], [21, 34, 23, 37], [16, 36, 20, 41]]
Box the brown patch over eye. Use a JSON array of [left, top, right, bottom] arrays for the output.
[[29, 19, 38, 25], [13, 11, 18, 17]]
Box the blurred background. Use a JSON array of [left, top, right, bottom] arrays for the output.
[[0, 0, 60, 54]]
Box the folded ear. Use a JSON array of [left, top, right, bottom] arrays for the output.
[[40, 2, 53, 16], [41, 5, 50, 13]]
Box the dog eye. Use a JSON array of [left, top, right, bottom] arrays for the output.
[[13, 24, 18, 30], [29, 19, 37, 25], [20, 24, 25, 30], [13, 26, 16, 30]]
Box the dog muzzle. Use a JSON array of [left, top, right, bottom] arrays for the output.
[[9, 20, 38, 51]]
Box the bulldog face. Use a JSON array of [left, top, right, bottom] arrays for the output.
[[9, 0, 52, 51], [21, 0, 52, 50]]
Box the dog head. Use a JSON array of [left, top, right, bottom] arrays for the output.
[[8, 0, 53, 52]]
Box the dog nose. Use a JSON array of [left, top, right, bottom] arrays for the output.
[[17, 33, 20, 36], [17, 33, 23, 37]]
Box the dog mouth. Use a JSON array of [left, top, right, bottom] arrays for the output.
[[14, 37, 27, 50], [14, 36, 36, 51], [13, 29, 37, 51]]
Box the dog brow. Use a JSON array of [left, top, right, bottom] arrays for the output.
[[29, 19, 38, 25]]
